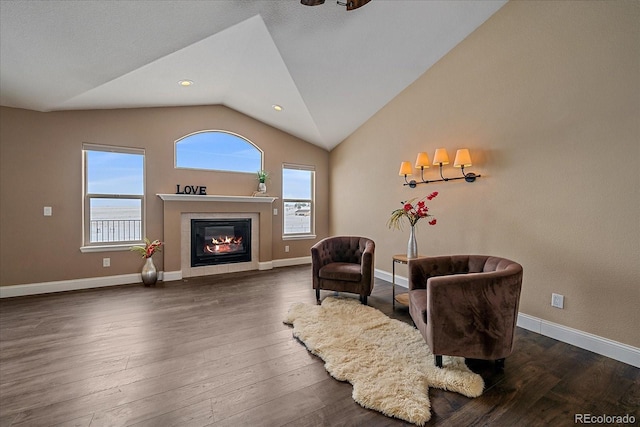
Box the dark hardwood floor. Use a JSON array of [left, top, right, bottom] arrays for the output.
[[1, 265, 638, 427]]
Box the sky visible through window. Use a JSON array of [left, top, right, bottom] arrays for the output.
[[87, 151, 143, 208], [283, 168, 312, 199], [176, 132, 261, 173]]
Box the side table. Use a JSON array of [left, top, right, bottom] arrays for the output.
[[392, 254, 423, 308]]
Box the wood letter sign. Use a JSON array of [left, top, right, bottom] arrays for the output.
[[176, 184, 207, 195]]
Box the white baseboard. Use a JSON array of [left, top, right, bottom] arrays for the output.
[[258, 261, 273, 270], [0, 273, 144, 298], [273, 256, 311, 268], [375, 268, 408, 288], [374, 269, 639, 368], [516, 313, 640, 368], [163, 270, 183, 281]]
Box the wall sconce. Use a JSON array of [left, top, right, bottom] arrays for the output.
[[400, 148, 481, 188]]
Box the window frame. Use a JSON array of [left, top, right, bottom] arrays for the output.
[[282, 163, 316, 240], [81, 143, 146, 252], [174, 130, 264, 174]]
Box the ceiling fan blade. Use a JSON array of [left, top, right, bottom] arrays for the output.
[[301, 0, 325, 5]]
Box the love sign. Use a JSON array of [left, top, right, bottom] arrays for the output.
[[176, 184, 207, 195]]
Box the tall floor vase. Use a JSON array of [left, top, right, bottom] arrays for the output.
[[141, 257, 158, 286], [407, 225, 418, 259]]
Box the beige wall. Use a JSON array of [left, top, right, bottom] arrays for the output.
[[0, 105, 329, 286], [330, 1, 639, 347]]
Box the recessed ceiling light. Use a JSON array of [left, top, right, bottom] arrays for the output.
[[178, 80, 194, 87], [272, 104, 283, 111]]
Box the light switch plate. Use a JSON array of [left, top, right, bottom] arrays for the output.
[[44, 206, 52, 216]]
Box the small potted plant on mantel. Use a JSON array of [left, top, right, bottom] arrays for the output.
[[256, 170, 269, 193]]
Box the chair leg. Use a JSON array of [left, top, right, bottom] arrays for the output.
[[360, 295, 367, 305], [316, 288, 320, 304], [435, 355, 443, 368]]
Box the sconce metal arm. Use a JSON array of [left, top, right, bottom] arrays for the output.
[[460, 165, 480, 183], [403, 165, 480, 187]]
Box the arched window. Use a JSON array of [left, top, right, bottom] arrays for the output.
[[175, 131, 262, 173]]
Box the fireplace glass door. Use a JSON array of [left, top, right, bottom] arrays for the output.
[[191, 219, 251, 267]]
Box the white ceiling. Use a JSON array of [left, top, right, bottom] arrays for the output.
[[0, 0, 506, 151]]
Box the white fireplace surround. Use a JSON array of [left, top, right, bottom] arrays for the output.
[[181, 212, 259, 278]]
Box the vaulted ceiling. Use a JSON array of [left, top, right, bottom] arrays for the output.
[[0, 0, 506, 150]]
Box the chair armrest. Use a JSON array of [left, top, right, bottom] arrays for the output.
[[426, 268, 523, 339], [311, 240, 332, 278], [408, 256, 455, 291], [360, 239, 374, 266], [360, 239, 375, 283]]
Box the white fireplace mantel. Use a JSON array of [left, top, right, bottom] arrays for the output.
[[157, 194, 277, 203]]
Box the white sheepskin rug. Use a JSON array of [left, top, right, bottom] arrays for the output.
[[283, 296, 484, 426]]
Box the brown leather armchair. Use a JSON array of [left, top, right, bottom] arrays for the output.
[[408, 255, 523, 368], [311, 236, 375, 304]]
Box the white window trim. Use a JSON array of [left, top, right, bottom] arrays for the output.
[[82, 143, 146, 250], [282, 234, 317, 241], [282, 163, 315, 239], [79, 243, 138, 253]]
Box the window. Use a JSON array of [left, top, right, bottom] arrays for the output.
[[283, 164, 315, 238], [83, 144, 144, 247], [175, 130, 262, 173]]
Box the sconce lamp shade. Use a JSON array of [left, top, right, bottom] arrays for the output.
[[433, 148, 450, 165], [399, 161, 413, 176], [415, 152, 430, 168], [454, 149, 473, 168]]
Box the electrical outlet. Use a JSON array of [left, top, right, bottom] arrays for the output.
[[44, 206, 52, 216], [285, 245, 290, 253], [551, 293, 564, 309], [103, 258, 110, 267]]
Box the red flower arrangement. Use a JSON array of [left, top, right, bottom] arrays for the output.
[[130, 238, 163, 258], [387, 192, 438, 230]]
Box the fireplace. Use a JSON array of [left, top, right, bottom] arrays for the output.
[[191, 219, 251, 267]]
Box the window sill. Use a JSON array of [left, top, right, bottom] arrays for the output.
[[283, 234, 317, 241], [80, 243, 142, 253]]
